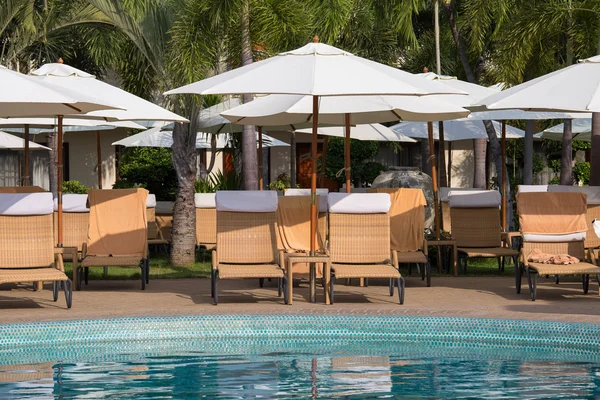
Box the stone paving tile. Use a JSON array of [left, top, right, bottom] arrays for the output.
[[0, 276, 598, 325]]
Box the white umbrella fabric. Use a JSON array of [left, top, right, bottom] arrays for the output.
[[538, 119, 593, 141], [390, 119, 525, 141], [166, 39, 466, 273], [295, 124, 416, 142], [0, 131, 50, 150]]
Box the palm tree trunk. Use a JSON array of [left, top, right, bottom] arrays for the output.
[[523, 120, 534, 185], [484, 120, 513, 228], [438, 121, 447, 187], [47, 130, 58, 194], [170, 121, 198, 266], [560, 119, 574, 185], [473, 138, 487, 188], [240, 0, 258, 190], [591, 113, 600, 186], [290, 131, 297, 187]]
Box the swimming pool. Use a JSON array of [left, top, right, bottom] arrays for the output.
[[1, 315, 599, 398]]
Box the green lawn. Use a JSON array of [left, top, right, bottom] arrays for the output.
[[63, 252, 513, 281]]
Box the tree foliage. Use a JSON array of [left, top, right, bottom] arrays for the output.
[[116, 147, 177, 200], [322, 138, 386, 187]]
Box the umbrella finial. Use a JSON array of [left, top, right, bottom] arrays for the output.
[[423, 66, 429, 73], [313, 35, 319, 43], [57, 58, 64, 64]]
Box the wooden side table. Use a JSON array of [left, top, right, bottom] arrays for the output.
[[284, 253, 331, 305], [425, 239, 458, 275]]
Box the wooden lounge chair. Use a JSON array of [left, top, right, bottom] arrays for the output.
[[146, 194, 169, 250], [195, 193, 217, 261], [448, 190, 519, 274], [369, 188, 431, 286], [78, 188, 149, 290], [211, 191, 287, 304], [327, 193, 405, 304], [53, 194, 89, 261], [516, 191, 600, 300], [0, 193, 72, 308]]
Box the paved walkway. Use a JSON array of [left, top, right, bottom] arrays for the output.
[[0, 276, 598, 325]]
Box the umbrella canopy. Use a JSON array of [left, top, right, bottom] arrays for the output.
[[30, 63, 187, 122], [0, 65, 122, 117], [390, 119, 525, 141], [0, 118, 144, 134], [112, 126, 289, 148], [295, 124, 416, 142], [538, 119, 594, 141], [221, 94, 469, 125], [473, 55, 600, 113], [418, 72, 501, 107], [166, 42, 466, 97], [468, 110, 590, 120], [0, 131, 50, 150]]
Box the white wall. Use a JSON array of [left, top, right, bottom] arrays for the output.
[[449, 139, 474, 188]]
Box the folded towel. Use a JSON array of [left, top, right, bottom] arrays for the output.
[[527, 249, 579, 265]]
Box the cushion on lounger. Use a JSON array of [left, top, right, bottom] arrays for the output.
[[195, 193, 216, 209], [447, 190, 501, 208], [548, 185, 600, 205], [522, 232, 586, 243], [155, 201, 174, 214], [146, 194, 157, 208], [285, 188, 329, 212], [54, 194, 89, 213], [439, 187, 483, 202], [0, 193, 53, 216], [517, 185, 549, 193], [216, 190, 278, 213], [328, 193, 391, 214]]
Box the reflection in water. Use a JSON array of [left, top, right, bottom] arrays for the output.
[[1, 354, 599, 399]]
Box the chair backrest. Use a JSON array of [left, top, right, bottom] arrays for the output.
[[145, 194, 158, 240], [0, 193, 54, 268], [0, 186, 45, 193], [87, 189, 149, 257], [328, 193, 391, 264], [440, 187, 487, 232], [53, 194, 89, 251], [195, 193, 217, 246], [216, 191, 279, 264], [448, 190, 502, 248], [285, 188, 329, 212], [368, 188, 426, 252], [548, 186, 600, 249]]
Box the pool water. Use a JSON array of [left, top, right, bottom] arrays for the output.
[[1, 315, 599, 399]]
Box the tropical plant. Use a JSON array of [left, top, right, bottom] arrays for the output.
[[195, 170, 242, 193], [62, 179, 88, 194], [267, 173, 294, 191], [322, 137, 386, 187], [117, 147, 177, 200]]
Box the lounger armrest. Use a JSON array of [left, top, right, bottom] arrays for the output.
[[81, 242, 88, 259], [391, 250, 399, 269], [501, 232, 521, 248], [423, 239, 429, 256], [55, 253, 65, 272], [211, 250, 218, 270], [589, 248, 598, 266], [278, 250, 285, 268]]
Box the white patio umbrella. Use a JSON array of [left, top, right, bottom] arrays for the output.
[[166, 39, 466, 267], [538, 119, 594, 141], [295, 124, 417, 142], [0, 131, 50, 150], [112, 125, 289, 148], [390, 119, 525, 141]]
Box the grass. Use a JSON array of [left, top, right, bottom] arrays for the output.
[[62, 251, 513, 281]]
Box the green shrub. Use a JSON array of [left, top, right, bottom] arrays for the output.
[[195, 171, 242, 193], [322, 137, 386, 187], [117, 147, 176, 200], [573, 161, 590, 185], [62, 180, 88, 194], [268, 173, 295, 191]]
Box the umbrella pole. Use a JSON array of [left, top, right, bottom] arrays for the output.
[[57, 116, 64, 247], [258, 126, 263, 190], [96, 130, 102, 189], [501, 121, 507, 232], [320, 136, 328, 187], [427, 122, 440, 239], [23, 124, 30, 186], [345, 113, 351, 193], [310, 96, 319, 256]]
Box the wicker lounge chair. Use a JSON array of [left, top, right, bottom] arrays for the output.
[[516, 191, 600, 300], [327, 193, 405, 304], [448, 190, 519, 274], [78, 188, 149, 290], [53, 194, 89, 261], [195, 193, 217, 261], [211, 191, 287, 304], [146, 194, 169, 250], [369, 188, 431, 286], [0, 193, 72, 308]]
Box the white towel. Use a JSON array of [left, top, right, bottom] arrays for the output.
[[195, 193, 216, 208]]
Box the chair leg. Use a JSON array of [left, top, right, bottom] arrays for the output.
[[259, 278, 265, 288], [501, 257, 505, 272], [283, 276, 289, 305], [583, 274, 590, 294], [515, 261, 521, 294], [389, 278, 394, 296], [497, 257, 502, 271], [426, 262, 431, 287], [278, 278, 282, 297], [63, 279, 73, 309], [52, 281, 60, 302], [103, 266, 108, 277], [555, 275, 560, 284], [145, 258, 150, 284], [213, 275, 219, 305], [364, 278, 369, 287], [526, 267, 537, 301], [210, 270, 215, 299], [397, 276, 405, 305], [76, 266, 83, 291], [330, 276, 335, 305], [420, 262, 425, 281], [139, 262, 146, 290], [407, 264, 412, 276]]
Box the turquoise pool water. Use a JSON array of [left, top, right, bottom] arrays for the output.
[[0, 315, 599, 398]]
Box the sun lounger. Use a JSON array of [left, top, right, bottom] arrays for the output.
[[155, 201, 173, 243], [53, 194, 89, 261], [195, 193, 217, 261], [516, 191, 600, 300], [369, 188, 431, 286], [448, 190, 519, 273], [78, 188, 149, 290], [0, 193, 72, 308], [146, 194, 169, 250], [211, 191, 287, 304], [327, 193, 405, 304]]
